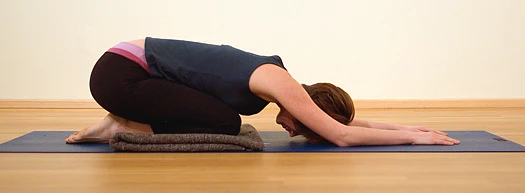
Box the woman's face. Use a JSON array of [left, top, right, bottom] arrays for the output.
[[275, 105, 328, 144], [275, 107, 299, 137]]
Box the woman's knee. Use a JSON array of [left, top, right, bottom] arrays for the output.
[[219, 112, 241, 135]]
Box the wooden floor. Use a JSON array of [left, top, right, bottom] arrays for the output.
[[0, 107, 524, 193]]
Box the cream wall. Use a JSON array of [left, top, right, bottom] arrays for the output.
[[1, 0, 523, 100]]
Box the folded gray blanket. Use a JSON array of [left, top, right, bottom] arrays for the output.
[[109, 124, 264, 152]]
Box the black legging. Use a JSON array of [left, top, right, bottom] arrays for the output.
[[89, 52, 241, 135]]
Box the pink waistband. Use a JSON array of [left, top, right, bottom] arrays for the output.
[[107, 42, 151, 74]]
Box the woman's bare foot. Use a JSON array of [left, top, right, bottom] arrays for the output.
[[65, 114, 151, 144]]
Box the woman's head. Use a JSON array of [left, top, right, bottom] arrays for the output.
[[275, 83, 355, 144]]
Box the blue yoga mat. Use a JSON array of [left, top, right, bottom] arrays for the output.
[[0, 131, 524, 153]]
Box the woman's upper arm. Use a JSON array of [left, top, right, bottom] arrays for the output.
[[249, 64, 348, 145]]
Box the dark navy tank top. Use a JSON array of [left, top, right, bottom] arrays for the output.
[[144, 37, 286, 115]]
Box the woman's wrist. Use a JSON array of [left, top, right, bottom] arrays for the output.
[[394, 124, 409, 131], [370, 121, 407, 130]]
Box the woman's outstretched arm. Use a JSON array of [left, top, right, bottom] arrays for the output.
[[249, 64, 460, 147], [349, 119, 449, 136]]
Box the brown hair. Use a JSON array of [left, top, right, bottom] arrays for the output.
[[294, 83, 355, 144]]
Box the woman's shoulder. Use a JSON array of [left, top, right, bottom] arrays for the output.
[[249, 64, 294, 103]]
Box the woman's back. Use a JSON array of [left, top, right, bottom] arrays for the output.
[[144, 37, 286, 115]]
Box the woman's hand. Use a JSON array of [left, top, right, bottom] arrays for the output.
[[409, 131, 461, 145]]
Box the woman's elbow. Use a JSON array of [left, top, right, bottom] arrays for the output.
[[332, 132, 359, 147]]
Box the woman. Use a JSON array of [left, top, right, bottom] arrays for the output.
[[66, 37, 460, 146]]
